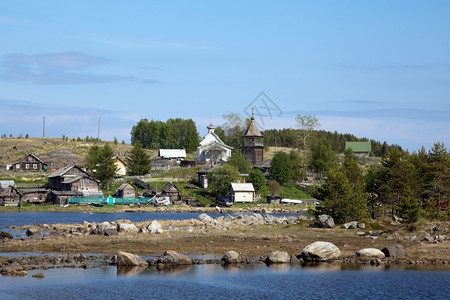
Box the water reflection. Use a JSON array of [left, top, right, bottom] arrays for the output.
[[117, 265, 148, 276]]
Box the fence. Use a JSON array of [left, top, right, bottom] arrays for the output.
[[68, 197, 154, 205]]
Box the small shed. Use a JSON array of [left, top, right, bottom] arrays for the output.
[[0, 185, 22, 206], [160, 182, 180, 201], [116, 183, 136, 198], [197, 166, 213, 188], [345, 141, 372, 157], [229, 183, 255, 203], [20, 188, 49, 203], [48, 190, 82, 205]]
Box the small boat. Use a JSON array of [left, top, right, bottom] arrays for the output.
[[91, 203, 104, 207]]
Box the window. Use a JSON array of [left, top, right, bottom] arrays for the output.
[[16, 164, 20, 169], [33, 164, 38, 170], [25, 164, 30, 169]]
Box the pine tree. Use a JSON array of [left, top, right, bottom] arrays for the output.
[[128, 141, 151, 176], [93, 144, 117, 189]]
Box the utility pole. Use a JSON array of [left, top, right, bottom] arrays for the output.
[[97, 117, 100, 141]]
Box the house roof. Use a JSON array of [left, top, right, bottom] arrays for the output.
[[117, 183, 135, 191], [159, 149, 186, 159], [0, 185, 22, 197], [161, 182, 180, 193], [48, 165, 89, 178], [17, 153, 47, 165], [230, 183, 255, 192], [114, 156, 127, 166], [0, 180, 15, 189], [345, 141, 372, 153]]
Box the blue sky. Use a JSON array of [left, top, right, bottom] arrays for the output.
[[1, 1, 449, 152]]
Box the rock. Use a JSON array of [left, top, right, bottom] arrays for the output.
[[342, 221, 358, 229], [318, 215, 335, 228], [301, 241, 341, 261], [93, 222, 118, 235], [435, 235, 446, 242], [356, 248, 385, 258], [381, 245, 405, 259], [114, 251, 148, 266], [290, 255, 300, 264], [423, 235, 434, 243], [159, 250, 192, 265], [32, 272, 46, 278], [147, 220, 163, 234], [198, 213, 213, 222], [118, 223, 139, 233], [222, 251, 240, 264], [26, 228, 40, 236], [104, 229, 119, 236], [0, 231, 13, 239], [356, 231, 367, 236], [266, 251, 291, 263], [357, 223, 366, 229]]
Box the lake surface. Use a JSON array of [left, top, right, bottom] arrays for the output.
[[1, 263, 449, 300]]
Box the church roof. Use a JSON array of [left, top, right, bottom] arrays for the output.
[[243, 114, 262, 137]]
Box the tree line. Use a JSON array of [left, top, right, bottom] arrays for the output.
[[131, 118, 199, 152]]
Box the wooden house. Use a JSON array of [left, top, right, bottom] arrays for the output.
[[20, 188, 49, 203], [197, 166, 213, 188], [160, 182, 181, 201], [12, 154, 48, 172], [116, 183, 136, 198], [345, 141, 372, 157], [114, 157, 127, 176], [0, 185, 22, 206], [229, 183, 255, 203], [48, 165, 100, 192]]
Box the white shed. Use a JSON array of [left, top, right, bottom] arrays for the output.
[[229, 183, 255, 203]]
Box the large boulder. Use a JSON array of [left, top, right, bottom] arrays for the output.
[[114, 251, 148, 266], [222, 251, 240, 264], [147, 220, 163, 234], [318, 215, 335, 228], [266, 251, 291, 263], [118, 223, 139, 233], [159, 250, 192, 266], [356, 248, 385, 259], [198, 213, 213, 222], [381, 245, 405, 259], [92, 222, 118, 235], [0, 231, 13, 240], [301, 241, 341, 261]]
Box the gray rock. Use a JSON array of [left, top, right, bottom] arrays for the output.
[[114, 251, 148, 266], [301, 241, 341, 261], [222, 251, 240, 264], [342, 221, 358, 229], [357, 223, 366, 229], [93, 222, 117, 235], [159, 250, 192, 265], [318, 215, 335, 228], [381, 245, 405, 259], [118, 223, 139, 233], [147, 220, 163, 234], [26, 228, 40, 236], [266, 251, 291, 263], [198, 213, 213, 222], [0, 231, 13, 239], [356, 248, 385, 258], [290, 255, 300, 264], [104, 228, 119, 236]]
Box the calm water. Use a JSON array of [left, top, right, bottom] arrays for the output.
[[1, 263, 449, 300]]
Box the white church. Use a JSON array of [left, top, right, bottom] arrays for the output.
[[196, 123, 233, 164]]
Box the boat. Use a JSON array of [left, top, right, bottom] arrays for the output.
[[91, 203, 104, 207]]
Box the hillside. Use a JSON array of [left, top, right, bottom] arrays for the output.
[[0, 137, 156, 169]]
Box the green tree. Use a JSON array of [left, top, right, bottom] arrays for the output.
[[92, 144, 117, 189], [269, 152, 294, 185], [128, 141, 151, 176], [365, 164, 382, 219], [309, 138, 336, 179], [289, 150, 306, 181], [397, 188, 421, 223], [207, 164, 240, 196], [228, 150, 252, 174], [295, 114, 320, 151], [427, 142, 450, 215], [248, 169, 266, 192], [84, 144, 102, 173]]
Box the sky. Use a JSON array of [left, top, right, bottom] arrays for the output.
[[1, 0, 449, 152]]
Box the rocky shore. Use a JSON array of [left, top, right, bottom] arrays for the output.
[[1, 213, 449, 276]]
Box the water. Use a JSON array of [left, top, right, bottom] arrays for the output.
[[0, 264, 449, 300]]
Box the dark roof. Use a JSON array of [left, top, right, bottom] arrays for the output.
[[17, 153, 47, 165], [243, 115, 262, 137], [117, 183, 136, 191], [20, 188, 48, 194], [50, 190, 83, 196], [0, 186, 22, 197], [48, 165, 90, 178], [161, 182, 180, 193]]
